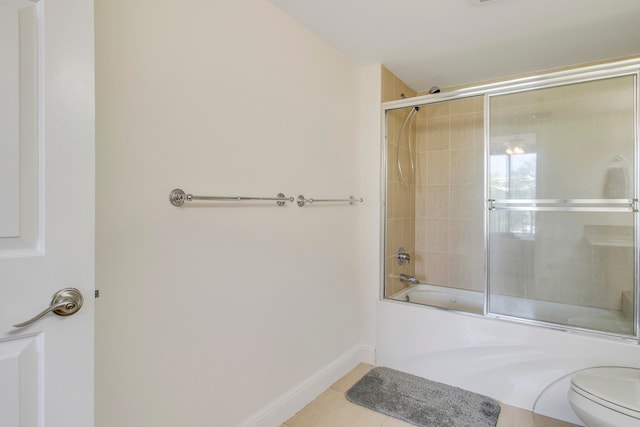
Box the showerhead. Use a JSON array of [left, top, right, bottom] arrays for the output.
[[428, 86, 440, 94]]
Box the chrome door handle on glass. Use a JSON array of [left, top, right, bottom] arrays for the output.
[[14, 288, 84, 328]]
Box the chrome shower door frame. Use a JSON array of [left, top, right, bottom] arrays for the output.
[[381, 57, 640, 342]]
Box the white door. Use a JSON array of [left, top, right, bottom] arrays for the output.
[[0, 0, 94, 426]]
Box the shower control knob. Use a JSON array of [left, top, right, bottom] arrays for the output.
[[397, 247, 411, 265]]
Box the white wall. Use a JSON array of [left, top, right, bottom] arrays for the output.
[[355, 65, 382, 350], [95, 1, 640, 426], [95, 1, 379, 426]]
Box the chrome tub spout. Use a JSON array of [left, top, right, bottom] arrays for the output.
[[399, 274, 419, 285]]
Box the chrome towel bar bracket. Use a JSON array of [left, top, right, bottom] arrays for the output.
[[169, 189, 293, 207], [296, 195, 364, 207]]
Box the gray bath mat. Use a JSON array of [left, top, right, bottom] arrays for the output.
[[345, 367, 501, 427]]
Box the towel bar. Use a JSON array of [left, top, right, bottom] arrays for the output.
[[296, 195, 363, 207], [169, 189, 293, 207]]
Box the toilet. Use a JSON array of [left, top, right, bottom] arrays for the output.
[[568, 367, 640, 427]]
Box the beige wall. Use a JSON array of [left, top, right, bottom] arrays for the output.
[[95, 1, 377, 426]]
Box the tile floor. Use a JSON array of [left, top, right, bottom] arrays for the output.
[[282, 363, 581, 427]]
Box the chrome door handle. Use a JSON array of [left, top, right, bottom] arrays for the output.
[[14, 288, 84, 328]]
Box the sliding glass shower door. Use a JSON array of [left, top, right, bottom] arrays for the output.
[[487, 74, 638, 336]]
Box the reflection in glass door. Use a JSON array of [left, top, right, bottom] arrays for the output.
[[487, 74, 638, 337]]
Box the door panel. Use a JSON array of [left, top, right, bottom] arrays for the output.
[[0, 0, 94, 426], [0, 335, 40, 427], [0, 3, 20, 237]]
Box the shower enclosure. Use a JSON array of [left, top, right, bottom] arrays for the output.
[[383, 59, 640, 339]]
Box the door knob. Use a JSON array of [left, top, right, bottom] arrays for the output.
[[14, 288, 84, 328]]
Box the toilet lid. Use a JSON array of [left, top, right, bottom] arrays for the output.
[[571, 367, 640, 414]]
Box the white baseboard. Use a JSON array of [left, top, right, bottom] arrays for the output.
[[237, 344, 375, 427]]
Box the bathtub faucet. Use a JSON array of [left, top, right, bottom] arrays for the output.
[[399, 274, 419, 285], [396, 247, 411, 265]]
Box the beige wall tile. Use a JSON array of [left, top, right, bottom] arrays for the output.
[[450, 184, 473, 219], [386, 258, 405, 296], [387, 219, 414, 256], [415, 185, 427, 218], [449, 253, 472, 289], [387, 93, 485, 301], [427, 151, 450, 184], [381, 65, 416, 102], [415, 152, 428, 186], [385, 219, 400, 258], [426, 185, 449, 218], [396, 147, 413, 188], [473, 111, 484, 144], [415, 117, 428, 153], [449, 97, 477, 115], [415, 218, 427, 251], [425, 218, 449, 252], [426, 116, 450, 151], [471, 252, 485, 291], [395, 79, 416, 101], [386, 182, 399, 219], [426, 101, 450, 118], [387, 142, 398, 183], [381, 66, 396, 103], [450, 149, 474, 184], [450, 219, 473, 254], [450, 113, 476, 150], [413, 250, 427, 280], [387, 110, 403, 148], [425, 251, 449, 285], [396, 186, 415, 218]]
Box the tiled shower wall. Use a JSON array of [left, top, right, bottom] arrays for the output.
[[413, 97, 484, 291], [383, 66, 416, 296], [383, 66, 484, 296]]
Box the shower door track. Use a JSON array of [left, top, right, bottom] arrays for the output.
[[488, 198, 636, 212]]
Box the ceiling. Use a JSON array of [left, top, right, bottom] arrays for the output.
[[270, 0, 640, 92]]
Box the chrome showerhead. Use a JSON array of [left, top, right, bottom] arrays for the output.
[[428, 86, 440, 94]]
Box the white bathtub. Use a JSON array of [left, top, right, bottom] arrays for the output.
[[380, 284, 640, 425], [390, 284, 632, 335], [390, 284, 484, 315]]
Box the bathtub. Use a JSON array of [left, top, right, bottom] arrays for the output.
[[390, 284, 484, 315], [390, 284, 632, 335], [379, 284, 640, 425]]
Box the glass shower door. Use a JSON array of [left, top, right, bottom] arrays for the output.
[[487, 74, 638, 337]]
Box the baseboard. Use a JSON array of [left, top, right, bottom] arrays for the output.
[[237, 344, 375, 427]]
